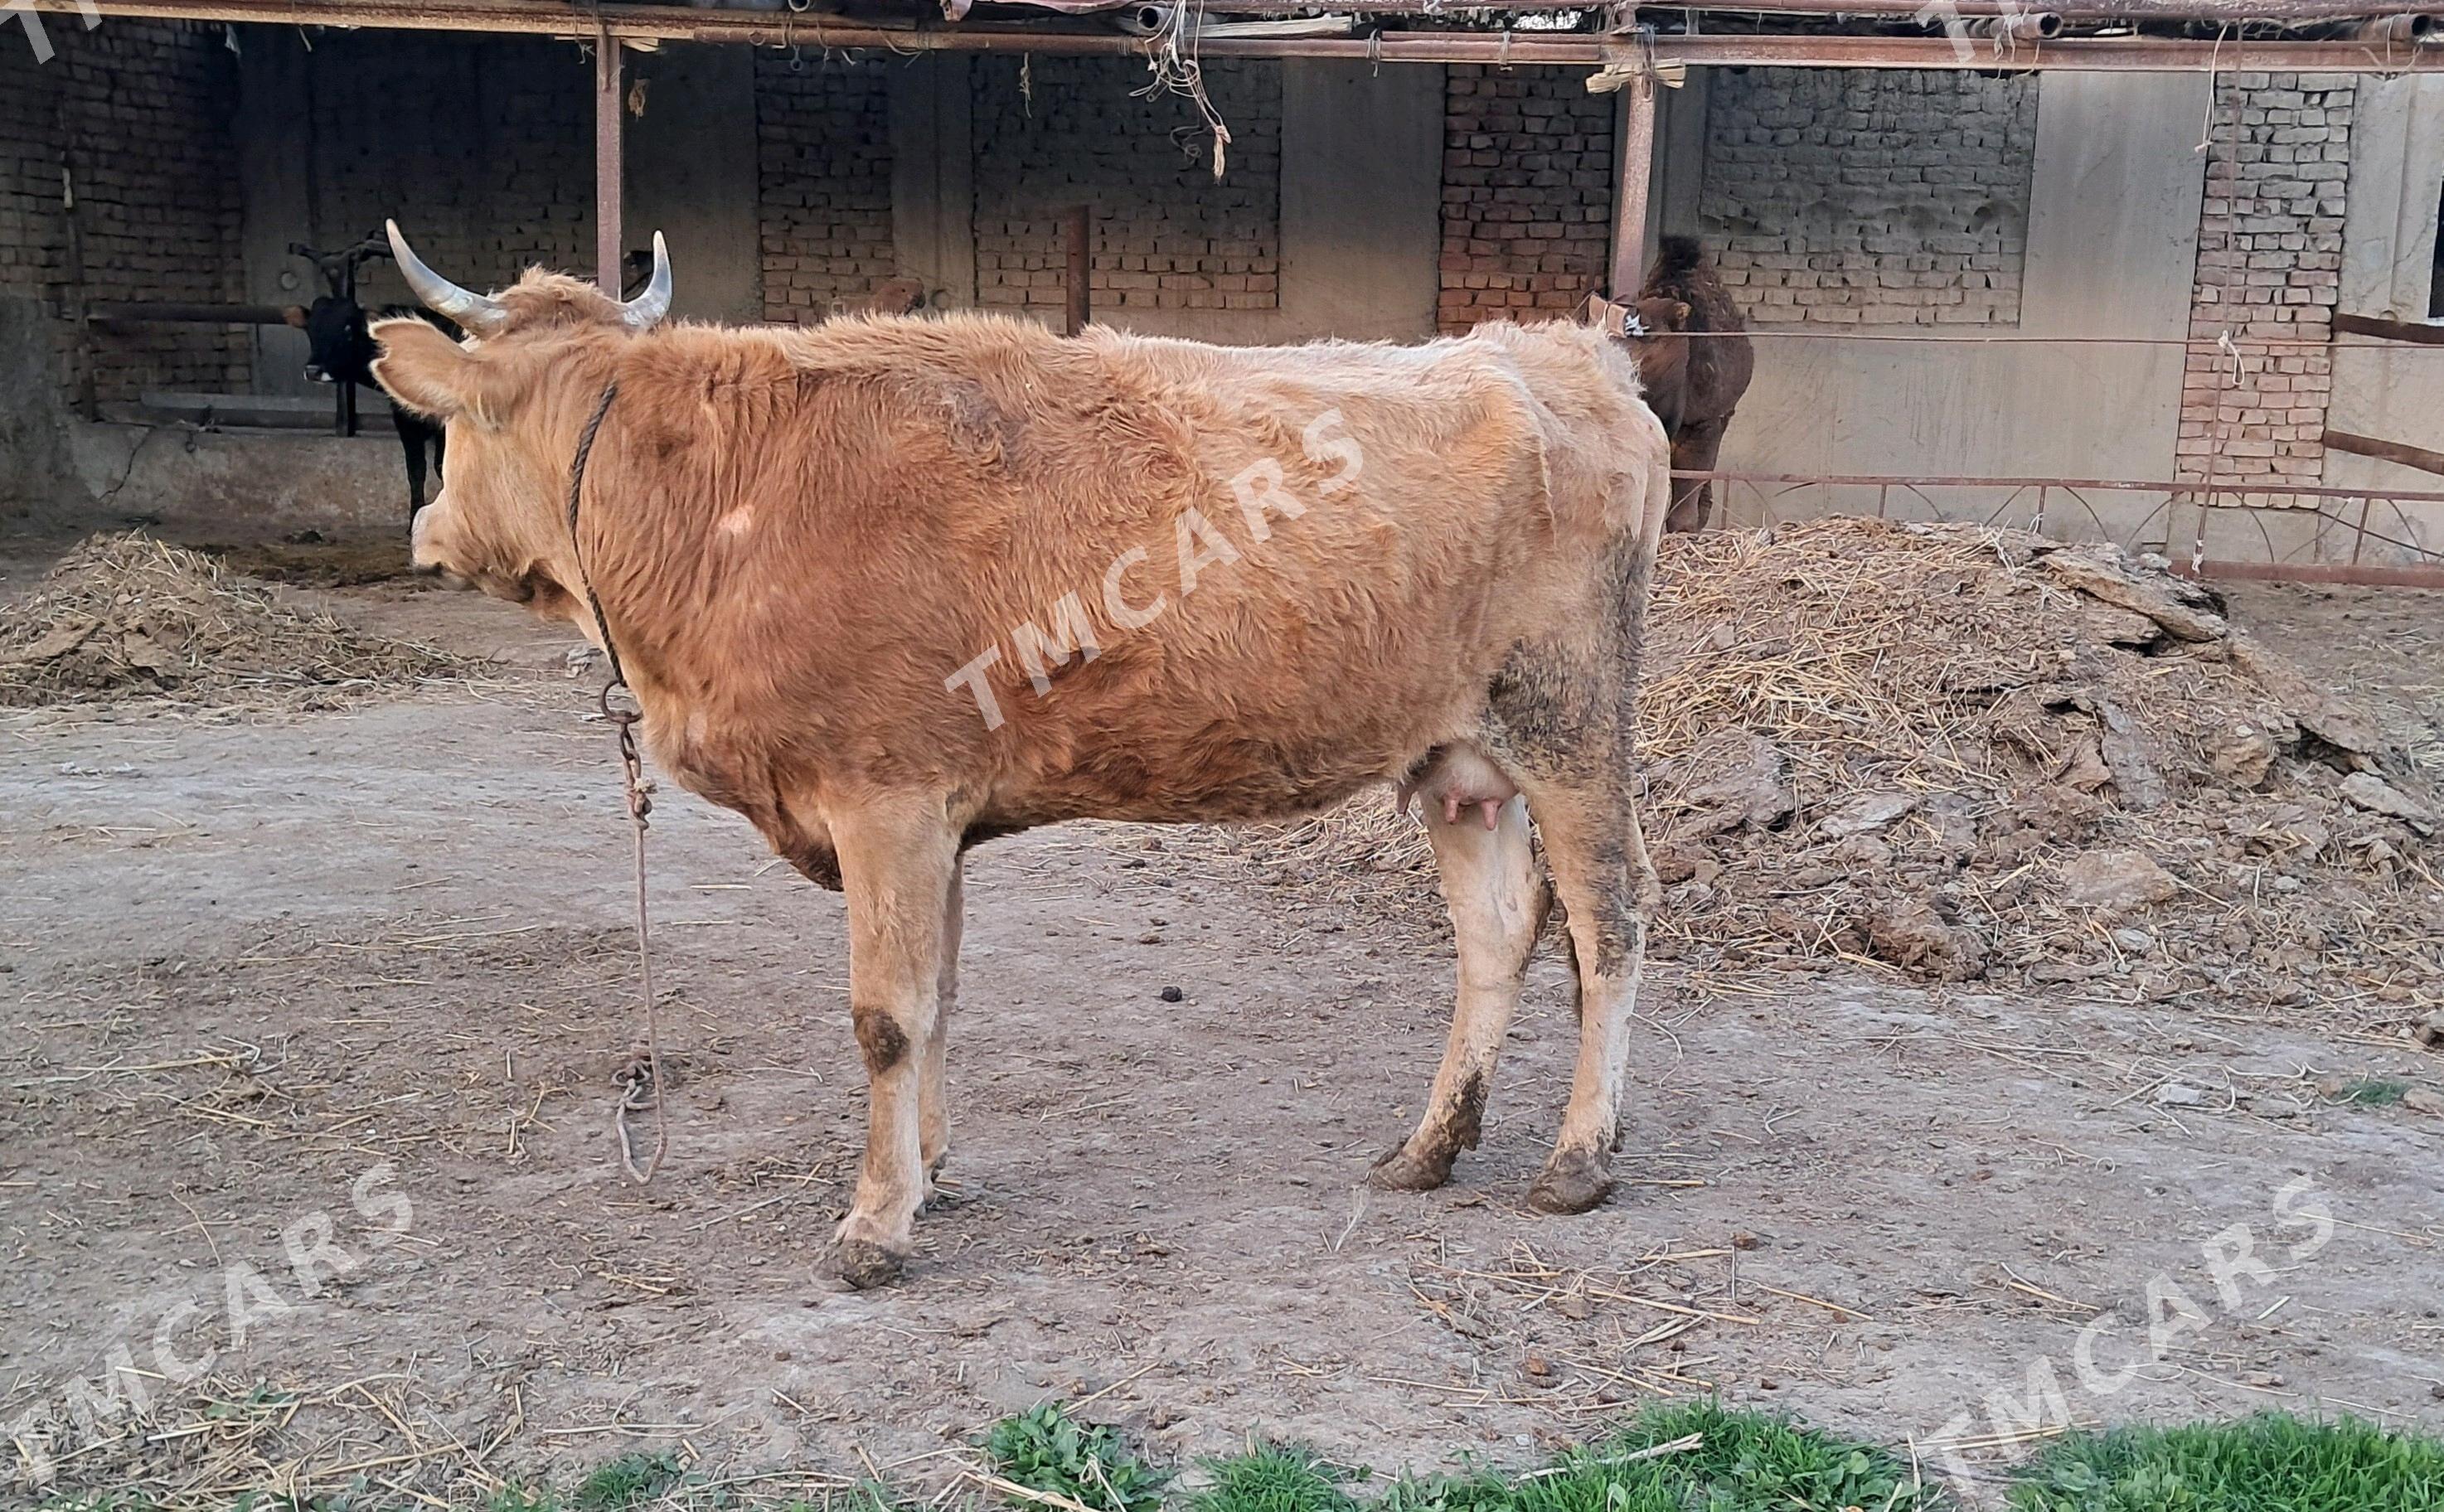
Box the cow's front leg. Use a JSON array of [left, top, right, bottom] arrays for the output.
[[826, 797, 960, 1288], [392, 406, 430, 521]]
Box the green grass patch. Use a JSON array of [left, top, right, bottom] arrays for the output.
[[986, 1403, 1171, 1512], [34, 1403, 2444, 1511], [2008, 1413, 2444, 1511], [1366, 1403, 1941, 1512], [573, 1450, 688, 1510], [1181, 1445, 1368, 1512], [2331, 1078, 2411, 1107]]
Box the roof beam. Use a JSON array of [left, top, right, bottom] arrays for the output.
[[1018, 0, 2443, 17], [32, 0, 2444, 68]]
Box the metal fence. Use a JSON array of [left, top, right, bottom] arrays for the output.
[[1680, 470, 2444, 589]]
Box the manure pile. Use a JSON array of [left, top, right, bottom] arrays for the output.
[[0, 532, 481, 710], [1188, 519, 2441, 1021]]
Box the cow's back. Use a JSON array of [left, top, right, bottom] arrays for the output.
[[599, 313, 1661, 826]]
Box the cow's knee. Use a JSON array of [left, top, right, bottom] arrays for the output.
[[853, 1003, 911, 1075]]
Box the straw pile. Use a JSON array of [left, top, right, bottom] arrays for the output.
[[0, 532, 481, 710], [1183, 518, 2442, 1019]]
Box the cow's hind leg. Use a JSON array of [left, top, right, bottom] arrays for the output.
[[1488, 635, 1661, 1214], [1371, 792, 1544, 1191], [1512, 773, 1657, 1212], [825, 797, 959, 1287]]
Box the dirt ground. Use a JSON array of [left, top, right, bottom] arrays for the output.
[[2, 550, 2442, 1505]]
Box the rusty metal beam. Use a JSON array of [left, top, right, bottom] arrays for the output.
[[1675, 468, 2444, 503], [2333, 310, 2444, 344], [1608, 75, 1656, 298], [85, 300, 304, 325], [27, 0, 2444, 70], [2180, 560, 2444, 587], [1007, 0, 2443, 15], [2324, 429, 2444, 477], [595, 36, 623, 296]]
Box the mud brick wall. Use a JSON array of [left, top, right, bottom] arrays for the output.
[[2176, 73, 2355, 491], [1438, 64, 1617, 334], [0, 21, 248, 405], [972, 56, 1281, 316], [1699, 69, 2037, 327], [307, 35, 592, 308], [756, 53, 895, 321]]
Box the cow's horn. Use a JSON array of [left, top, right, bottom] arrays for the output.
[[386, 219, 507, 333], [620, 231, 673, 332]]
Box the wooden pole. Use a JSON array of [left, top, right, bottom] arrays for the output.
[[595, 38, 623, 295], [1608, 75, 1656, 298], [1063, 204, 1090, 336]]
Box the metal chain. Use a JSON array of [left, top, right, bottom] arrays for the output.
[[563, 380, 668, 1185]]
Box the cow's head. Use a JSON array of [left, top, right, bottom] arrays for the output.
[[299, 296, 371, 386], [368, 220, 672, 628], [1605, 296, 1693, 434]]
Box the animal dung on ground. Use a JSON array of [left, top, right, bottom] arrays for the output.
[[0, 531, 482, 710], [2058, 849, 2180, 916], [1180, 518, 2439, 1026]]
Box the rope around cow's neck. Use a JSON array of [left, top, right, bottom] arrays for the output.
[[563, 379, 668, 1185]]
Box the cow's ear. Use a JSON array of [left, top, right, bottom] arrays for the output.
[[371, 317, 486, 422]]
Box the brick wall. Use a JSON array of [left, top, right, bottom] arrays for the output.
[[0, 35, 55, 298], [0, 20, 248, 405], [972, 56, 1281, 316], [308, 35, 593, 309], [1438, 64, 1616, 333], [756, 52, 895, 321], [2175, 72, 2354, 490], [1700, 69, 2036, 327]]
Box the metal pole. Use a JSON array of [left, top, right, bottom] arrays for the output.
[[60, 157, 98, 423], [595, 38, 623, 296], [1608, 75, 1656, 298], [339, 257, 358, 438], [1063, 204, 1090, 336]]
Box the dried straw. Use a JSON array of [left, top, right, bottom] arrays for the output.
[[0, 532, 484, 711]]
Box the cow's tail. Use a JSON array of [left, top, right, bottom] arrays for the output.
[[1602, 424, 1675, 744]]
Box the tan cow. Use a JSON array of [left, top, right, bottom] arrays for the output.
[[371, 223, 1675, 1288]]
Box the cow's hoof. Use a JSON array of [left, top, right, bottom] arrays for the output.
[[822, 1238, 908, 1290], [1525, 1151, 1613, 1214], [1368, 1140, 1456, 1193]]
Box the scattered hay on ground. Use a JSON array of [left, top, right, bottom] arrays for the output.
[[1179, 518, 2442, 1025], [0, 531, 483, 710], [204, 533, 427, 588]]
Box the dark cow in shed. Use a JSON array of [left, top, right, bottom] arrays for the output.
[[289, 237, 455, 525], [1596, 238, 1755, 532]]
